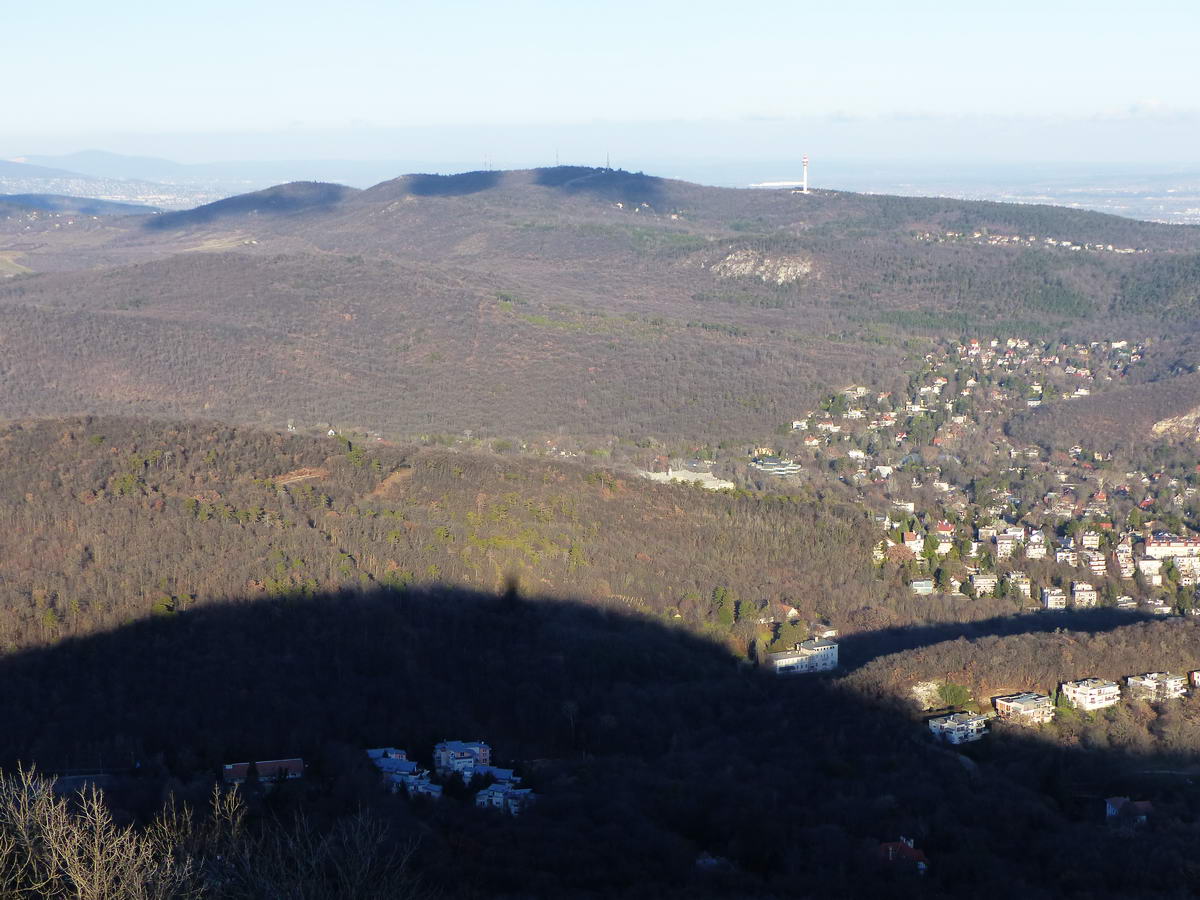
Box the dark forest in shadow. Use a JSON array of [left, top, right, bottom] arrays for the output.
[[4, 583, 1200, 898]]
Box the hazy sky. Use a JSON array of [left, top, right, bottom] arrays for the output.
[[6, 0, 1199, 163]]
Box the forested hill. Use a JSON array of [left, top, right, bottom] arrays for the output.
[[6, 416, 1200, 897], [0, 415, 938, 657], [2, 167, 1200, 440]]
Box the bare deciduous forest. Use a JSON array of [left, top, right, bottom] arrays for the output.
[[4, 169, 1200, 896], [3, 168, 1200, 441]]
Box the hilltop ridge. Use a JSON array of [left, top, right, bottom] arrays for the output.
[[1, 166, 1199, 441]]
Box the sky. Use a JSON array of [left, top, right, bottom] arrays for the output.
[[5, 0, 1200, 165]]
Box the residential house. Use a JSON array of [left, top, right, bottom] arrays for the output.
[[877, 837, 928, 875], [911, 579, 935, 596], [1056, 549, 1079, 566], [768, 639, 839, 674], [1136, 557, 1163, 587], [475, 782, 536, 815], [1061, 678, 1121, 710], [995, 535, 1017, 560], [1006, 572, 1032, 598], [1105, 797, 1152, 827], [1072, 582, 1098, 608], [903, 532, 925, 555], [1026, 531, 1047, 560], [408, 780, 444, 799], [222, 758, 304, 785], [927, 713, 989, 744], [434, 740, 492, 777], [1042, 587, 1067, 610], [1080, 531, 1102, 550], [1144, 535, 1200, 559], [750, 456, 803, 476], [993, 692, 1054, 725], [1081, 550, 1107, 576], [366, 748, 439, 795], [971, 574, 998, 596], [1125, 672, 1188, 701]]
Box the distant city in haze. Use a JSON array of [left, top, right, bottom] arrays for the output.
[[5, 145, 1200, 224]]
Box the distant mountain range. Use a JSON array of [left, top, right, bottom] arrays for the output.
[[1, 166, 1198, 443]]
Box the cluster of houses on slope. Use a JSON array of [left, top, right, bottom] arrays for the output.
[[926, 670, 1198, 745], [915, 229, 1147, 256], [786, 335, 1140, 464], [899, 516, 1200, 615], [367, 740, 535, 815]]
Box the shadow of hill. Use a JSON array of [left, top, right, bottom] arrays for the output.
[[402, 171, 503, 196], [533, 166, 668, 207], [1, 585, 1198, 898], [837, 608, 1155, 670], [144, 182, 356, 230]]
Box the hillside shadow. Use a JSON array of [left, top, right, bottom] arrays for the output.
[[144, 182, 355, 230], [837, 608, 1155, 670], [1, 586, 1197, 898], [533, 166, 667, 207], [403, 171, 503, 196]]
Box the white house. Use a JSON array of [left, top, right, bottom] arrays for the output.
[[1136, 558, 1164, 587], [994, 692, 1055, 725], [1125, 672, 1188, 701], [1144, 536, 1200, 560], [434, 740, 492, 777], [1006, 573, 1032, 598], [1042, 587, 1067, 610], [971, 574, 998, 595], [767, 639, 839, 674], [475, 782, 536, 815], [1072, 582, 1098, 608], [1061, 678, 1121, 710], [927, 713, 989, 744], [903, 532, 925, 555]]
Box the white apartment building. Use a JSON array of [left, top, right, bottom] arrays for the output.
[[1042, 587, 1067, 610], [1125, 672, 1188, 701], [768, 639, 839, 674], [927, 713, 989, 744], [1061, 678, 1121, 710], [994, 692, 1055, 725], [1072, 582, 1098, 608]]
